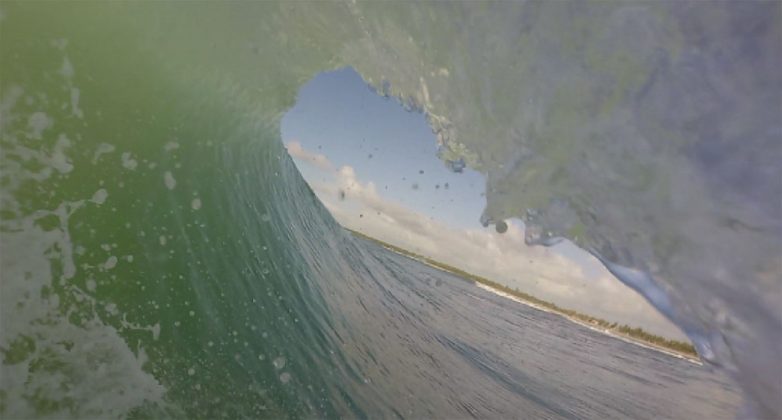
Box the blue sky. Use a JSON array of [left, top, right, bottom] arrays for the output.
[[280, 67, 684, 339], [282, 67, 607, 278], [282, 68, 486, 230]]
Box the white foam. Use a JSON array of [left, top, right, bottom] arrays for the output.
[[91, 189, 108, 205], [70, 87, 83, 118], [27, 112, 52, 140], [272, 356, 286, 370], [92, 143, 115, 163], [163, 171, 176, 190], [0, 200, 166, 418], [104, 255, 118, 270], [59, 56, 74, 79], [49, 134, 74, 174], [121, 152, 138, 170]]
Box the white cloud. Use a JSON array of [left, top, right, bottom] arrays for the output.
[[289, 142, 686, 340], [286, 140, 334, 171]]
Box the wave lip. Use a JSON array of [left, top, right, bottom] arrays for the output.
[[345, 2, 782, 416]]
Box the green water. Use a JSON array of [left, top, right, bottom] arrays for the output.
[[1, 3, 344, 416]]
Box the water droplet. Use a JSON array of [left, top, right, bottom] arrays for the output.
[[279, 372, 291, 384], [104, 255, 118, 270], [121, 152, 138, 170], [91, 189, 108, 205], [164, 171, 177, 190], [273, 356, 286, 370], [495, 220, 508, 234]]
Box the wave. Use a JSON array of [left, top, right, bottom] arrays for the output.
[[1, 2, 779, 418]]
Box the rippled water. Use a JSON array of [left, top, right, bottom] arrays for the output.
[[329, 238, 740, 419]]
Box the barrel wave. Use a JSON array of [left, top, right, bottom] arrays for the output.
[[1, 2, 779, 418]]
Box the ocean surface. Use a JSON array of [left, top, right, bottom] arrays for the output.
[[320, 237, 741, 419], [1, 2, 779, 418]]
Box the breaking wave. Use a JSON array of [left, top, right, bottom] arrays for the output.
[[1, 2, 779, 418]]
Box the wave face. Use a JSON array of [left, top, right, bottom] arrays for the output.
[[1, 2, 779, 418]]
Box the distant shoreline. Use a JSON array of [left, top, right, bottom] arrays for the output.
[[471, 282, 701, 365], [346, 228, 701, 364]]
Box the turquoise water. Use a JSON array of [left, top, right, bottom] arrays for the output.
[[1, 2, 779, 418]]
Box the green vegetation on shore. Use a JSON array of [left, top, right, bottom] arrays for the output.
[[347, 228, 698, 359]]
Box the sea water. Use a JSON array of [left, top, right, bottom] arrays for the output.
[[1, 2, 778, 418]]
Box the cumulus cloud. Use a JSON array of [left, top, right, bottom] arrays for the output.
[[290, 142, 686, 340], [286, 140, 334, 171]]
